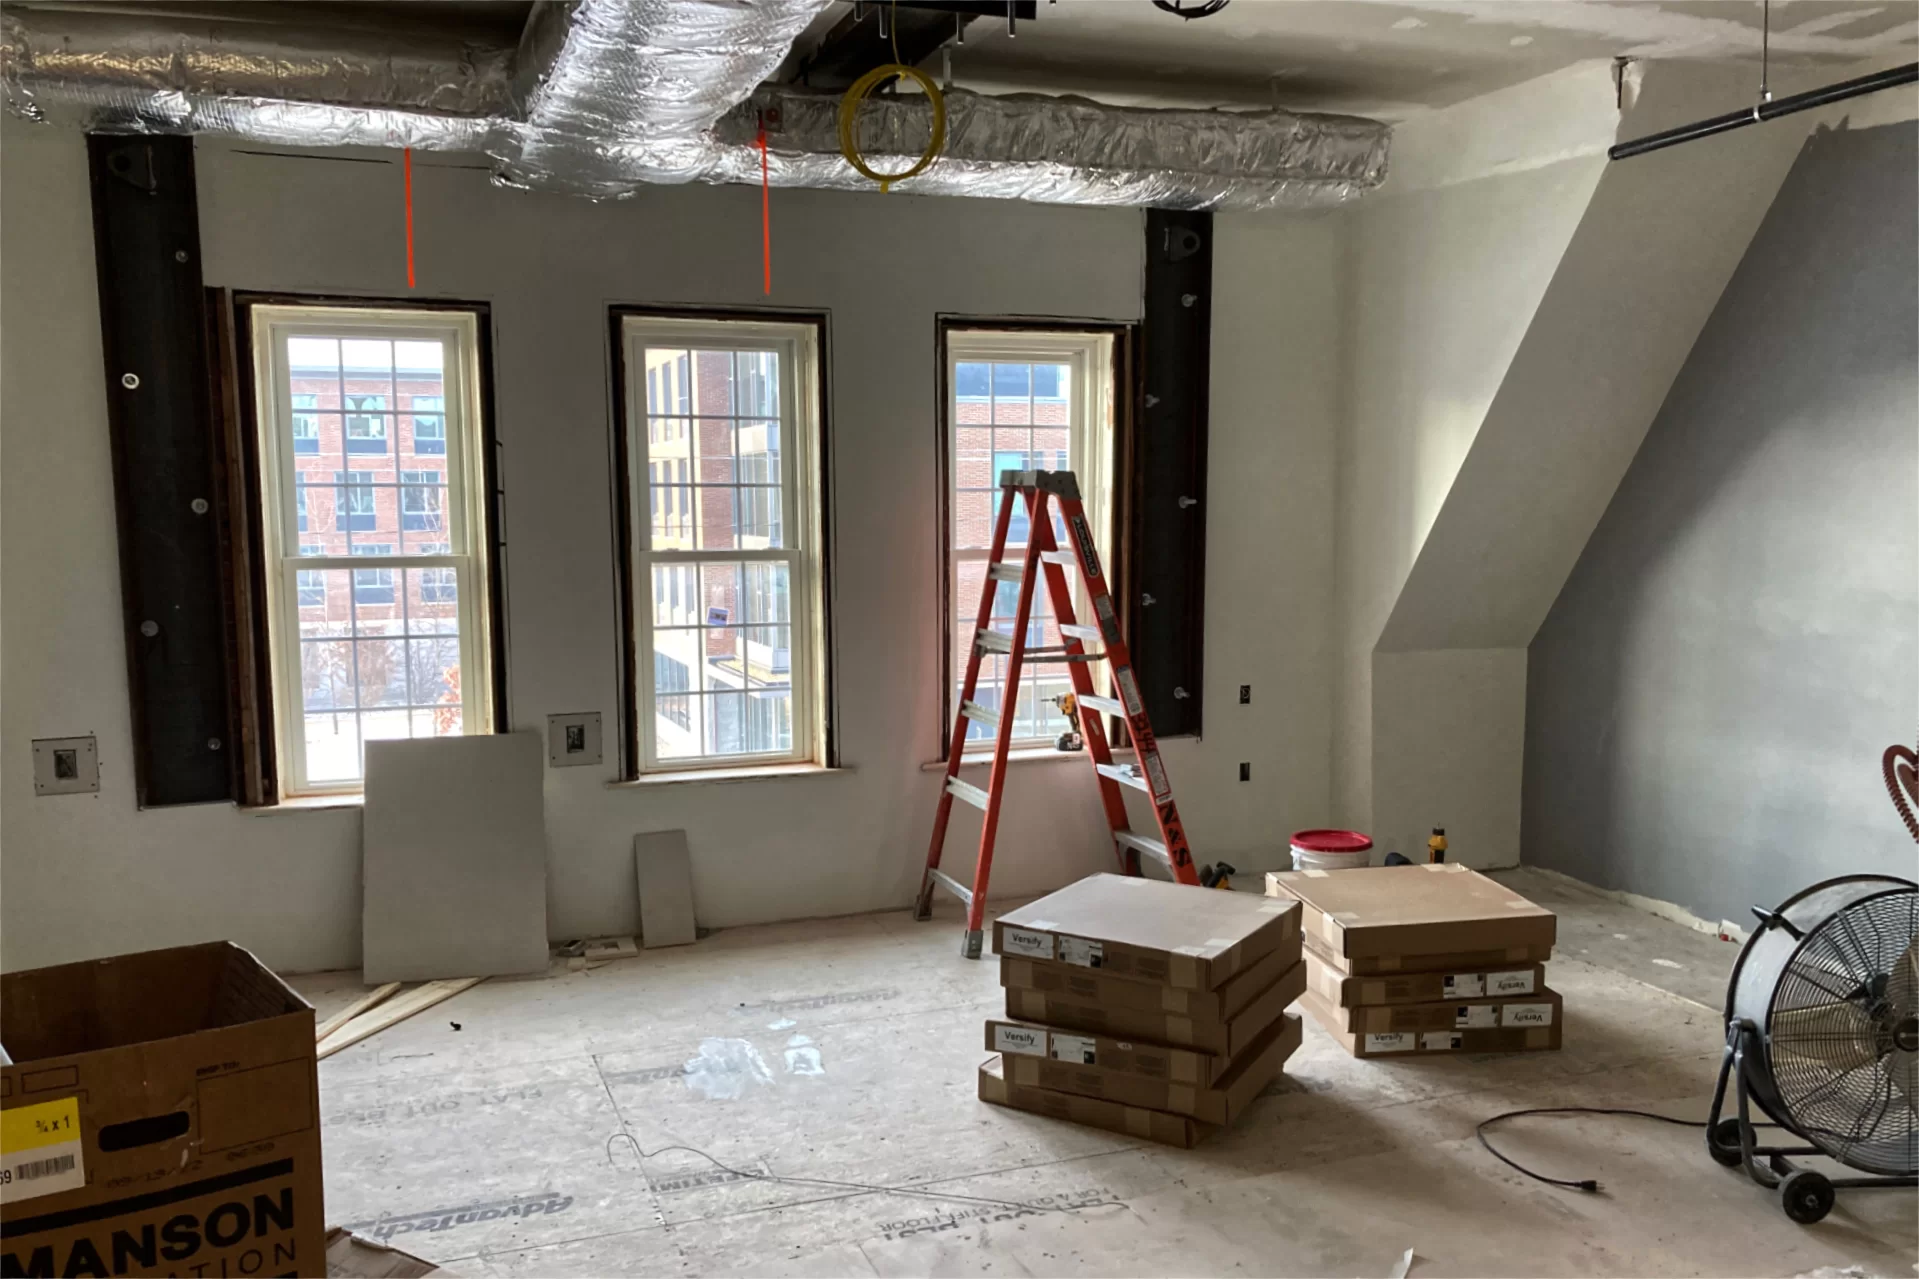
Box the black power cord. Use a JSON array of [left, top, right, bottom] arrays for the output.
[[1476, 1107, 1712, 1192]]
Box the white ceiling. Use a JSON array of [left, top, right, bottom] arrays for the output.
[[854, 0, 1919, 118]]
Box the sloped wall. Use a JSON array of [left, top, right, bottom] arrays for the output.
[[1523, 122, 1919, 923]]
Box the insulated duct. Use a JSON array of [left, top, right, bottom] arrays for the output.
[[0, 4, 512, 152], [2, 0, 1390, 209], [711, 85, 1389, 210]]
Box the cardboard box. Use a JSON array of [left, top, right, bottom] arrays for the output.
[[2, 943, 324, 1279], [1002, 931, 1302, 1021], [978, 1056, 1211, 1148], [1304, 950, 1546, 1008], [1004, 958, 1305, 1058], [1310, 986, 1562, 1035], [1001, 1014, 1301, 1125], [1302, 931, 1552, 977], [326, 1227, 445, 1277], [1301, 989, 1562, 1057], [1266, 864, 1555, 961], [994, 874, 1300, 990], [986, 1019, 1231, 1087]]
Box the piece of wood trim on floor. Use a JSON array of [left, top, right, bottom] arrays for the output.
[[317, 977, 484, 1060], [315, 982, 402, 1042]]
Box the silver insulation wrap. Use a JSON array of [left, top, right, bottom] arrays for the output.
[[500, 0, 836, 195], [711, 86, 1389, 210], [2, 1, 1390, 209], [0, 5, 511, 151]]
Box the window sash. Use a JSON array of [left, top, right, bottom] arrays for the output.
[[250, 305, 493, 797], [945, 331, 1115, 754], [623, 318, 821, 773]]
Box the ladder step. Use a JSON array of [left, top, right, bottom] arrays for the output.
[[927, 867, 974, 908], [1113, 830, 1171, 868], [1077, 694, 1124, 716], [1059, 624, 1102, 643], [975, 629, 1013, 654], [987, 562, 1023, 581], [1095, 763, 1151, 793], [961, 700, 1000, 728], [1039, 551, 1078, 568], [947, 776, 990, 809]]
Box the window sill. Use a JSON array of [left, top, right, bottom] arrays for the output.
[[921, 745, 1134, 772], [239, 793, 363, 814], [610, 762, 845, 788]]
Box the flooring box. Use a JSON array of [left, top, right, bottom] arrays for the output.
[[994, 874, 1300, 990], [985, 1020, 1235, 1088], [1304, 951, 1546, 1008], [999, 1014, 1301, 1125], [1002, 930, 1303, 1021], [1309, 985, 1563, 1036], [1301, 990, 1562, 1058], [1302, 931, 1552, 977], [1267, 864, 1555, 963], [978, 1056, 1211, 1148], [1, 942, 325, 1279], [1004, 958, 1305, 1058]]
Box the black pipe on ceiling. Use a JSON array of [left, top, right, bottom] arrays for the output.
[[1609, 62, 1918, 161]]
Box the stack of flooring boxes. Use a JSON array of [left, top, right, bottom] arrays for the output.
[[977, 873, 1305, 1147], [1266, 863, 1561, 1058]]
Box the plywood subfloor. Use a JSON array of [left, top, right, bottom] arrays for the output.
[[295, 871, 1916, 1277]]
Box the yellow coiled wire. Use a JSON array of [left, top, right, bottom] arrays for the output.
[[837, 62, 946, 193]]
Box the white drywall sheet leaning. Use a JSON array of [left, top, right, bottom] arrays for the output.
[[635, 830, 697, 948], [363, 733, 550, 982]]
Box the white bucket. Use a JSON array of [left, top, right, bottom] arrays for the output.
[[1290, 844, 1372, 871]]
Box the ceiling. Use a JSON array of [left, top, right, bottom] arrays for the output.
[[803, 0, 1919, 118]]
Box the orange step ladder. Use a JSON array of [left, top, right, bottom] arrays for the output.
[[916, 469, 1200, 958]]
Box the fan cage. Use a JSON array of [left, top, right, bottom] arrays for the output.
[[1765, 885, 1918, 1177]]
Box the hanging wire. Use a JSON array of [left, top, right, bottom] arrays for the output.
[[1757, 0, 1774, 113]]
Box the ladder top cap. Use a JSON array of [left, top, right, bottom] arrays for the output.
[[999, 469, 1081, 500]]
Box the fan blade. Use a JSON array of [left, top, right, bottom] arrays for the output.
[[1771, 999, 1879, 1071]]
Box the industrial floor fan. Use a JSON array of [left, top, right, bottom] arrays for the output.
[[1707, 874, 1918, 1222]]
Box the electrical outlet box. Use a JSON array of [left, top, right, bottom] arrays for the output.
[[1239, 685, 1251, 704], [1238, 762, 1250, 782], [547, 712, 603, 768], [34, 736, 100, 795]]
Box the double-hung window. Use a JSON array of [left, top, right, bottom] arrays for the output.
[[620, 315, 825, 772], [249, 305, 495, 795], [944, 328, 1118, 752]]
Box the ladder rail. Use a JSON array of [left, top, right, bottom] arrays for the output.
[[919, 469, 1201, 959]]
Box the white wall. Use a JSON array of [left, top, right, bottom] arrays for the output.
[[0, 124, 1343, 973]]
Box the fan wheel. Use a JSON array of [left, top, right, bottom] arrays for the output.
[[1779, 1169, 1835, 1224], [1709, 1118, 1745, 1168]]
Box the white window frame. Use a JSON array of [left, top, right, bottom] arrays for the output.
[[621, 315, 826, 774], [250, 304, 496, 798], [945, 329, 1117, 754]]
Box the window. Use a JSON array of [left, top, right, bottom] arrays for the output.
[[410, 395, 445, 454], [944, 328, 1117, 752], [351, 544, 396, 603], [334, 471, 377, 531], [291, 394, 320, 453], [345, 394, 388, 453], [401, 469, 444, 532], [621, 315, 825, 772], [249, 305, 495, 796]]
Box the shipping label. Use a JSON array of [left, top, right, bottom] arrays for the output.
[[1486, 970, 1537, 996], [994, 1025, 1046, 1057], [1421, 1032, 1463, 1052], [1049, 1034, 1098, 1066], [1442, 973, 1485, 998], [1002, 928, 1055, 960], [1058, 936, 1104, 969], [1, 1096, 85, 1204], [1363, 1033, 1416, 1054], [1455, 1004, 1498, 1029], [1502, 1002, 1555, 1028]]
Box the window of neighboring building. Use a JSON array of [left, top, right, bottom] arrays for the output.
[[291, 393, 320, 453], [345, 394, 388, 453], [248, 304, 496, 796], [410, 395, 445, 454], [619, 314, 826, 773], [943, 327, 1118, 753]]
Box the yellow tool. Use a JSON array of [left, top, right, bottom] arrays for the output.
[[1428, 827, 1448, 864]]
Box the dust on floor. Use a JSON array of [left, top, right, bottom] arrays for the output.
[[294, 878, 1915, 1278]]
